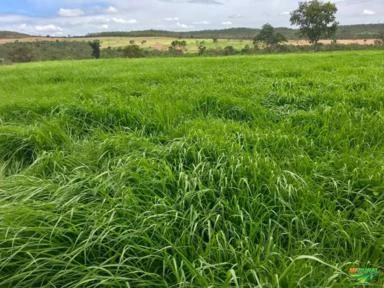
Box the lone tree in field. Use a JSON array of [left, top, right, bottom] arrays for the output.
[[254, 24, 287, 49], [171, 40, 187, 50], [89, 40, 101, 59], [290, 0, 338, 50]]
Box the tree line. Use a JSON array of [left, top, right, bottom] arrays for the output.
[[86, 24, 384, 41]]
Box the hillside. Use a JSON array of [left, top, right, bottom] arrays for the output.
[[87, 24, 384, 39], [0, 31, 31, 39], [1, 23, 382, 41]]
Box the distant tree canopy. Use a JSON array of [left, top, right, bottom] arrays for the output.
[[168, 40, 187, 55], [290, 0, 338, 49], [254, 24, 287, 48], [171, 40, 187, 50]]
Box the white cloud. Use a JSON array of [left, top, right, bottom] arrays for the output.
[[164, 17, 179, 21], [112, 17, 137, 24], [193, 20, 210, 25], [1, 0, 383, 36], [35, 24, 63, 32], [362, 9, 375, 15], [58, 8, 85, 17], [228, 14, 242, 19], [101, 24, 109, 29], [176, 22, 190, 29], [106, 6, 119, 14]]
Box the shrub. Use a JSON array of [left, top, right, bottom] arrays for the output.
[[241, 45, 252, 54], [198, 45, 207, 56], [223, 46, 236, 55], [122, 45, 145, 58]]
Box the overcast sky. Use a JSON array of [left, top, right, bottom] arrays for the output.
[[0, 0, 383, 36]]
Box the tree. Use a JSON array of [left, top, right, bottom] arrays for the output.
[[169, 40, 187, 55], [89, 40, 101, 59], [290, 0, 338, 50], [171, 40, 187, 50], [223, 46, 236, 55], [253, 24, 287, 48], [198, 44, 207, 56]]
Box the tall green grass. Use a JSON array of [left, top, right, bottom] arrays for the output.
[[0, 51, 383, 287]]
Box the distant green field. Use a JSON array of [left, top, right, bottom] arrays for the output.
[[0, 36, 256, 52], [99, 36, 254, 51], [1, 51, 384, 287]]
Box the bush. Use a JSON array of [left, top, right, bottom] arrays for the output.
[[168, 47, 184, 56], [122, 45, 145, 58], [223, 46, 236, 55], [198, 45, 207, 56], [241, 45, 252, 54]]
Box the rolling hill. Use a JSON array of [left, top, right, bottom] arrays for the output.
[[1, 23, 383, 41], [87, 24, 384, 40], [0, 31, 31, 39]]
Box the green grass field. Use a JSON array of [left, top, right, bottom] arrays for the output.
[[0, 51, 384, 287]]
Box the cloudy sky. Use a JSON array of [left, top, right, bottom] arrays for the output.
[[0, 0, 383, 36]]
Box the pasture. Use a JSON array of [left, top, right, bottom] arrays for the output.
[[0, 36, 379, 52], [0, 51, 383, 287]]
